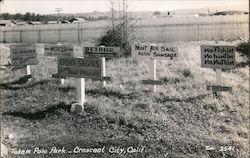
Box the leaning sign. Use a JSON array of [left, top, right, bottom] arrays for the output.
[[10, 45, 38, 66], [132, 44, 178, 60], [201, 45, 235, 69], [57, 57, 102, 80], [44, 44, 74, 57], [84, 46, 120, 58]]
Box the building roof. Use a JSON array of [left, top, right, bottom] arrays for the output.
[[0, 20, 16, 26]]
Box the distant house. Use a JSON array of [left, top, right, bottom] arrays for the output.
[[47, 21, 58, 24], [28, 21, 42, 25], [0, 20, 16, 27], [14, 21, 28, 26], [69, 18, 88, 23]]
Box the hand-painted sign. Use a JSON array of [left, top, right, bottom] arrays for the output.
[[201, 45, 235, 69], [132, 44, 178, 60], [44, 44, 74, 57], [57, 57, 102, 80], [10, 45, 38, 66], [84, 46, 120, 58]]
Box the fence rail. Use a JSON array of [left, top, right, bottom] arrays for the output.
[[0, 15, 249, 43]]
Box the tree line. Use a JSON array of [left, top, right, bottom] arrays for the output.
[[0, 12, 109, 23]]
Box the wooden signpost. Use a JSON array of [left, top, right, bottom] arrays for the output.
[[10, 44, 38, 81], [44, 44, 74, 85], [54, 57, 104, 112], [83, 46, 119, 86], [201, 45, 235, 96], [132, 43, 178, 92]]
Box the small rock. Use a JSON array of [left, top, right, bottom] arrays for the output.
[[7, 134, 14, 139], [70, 103, 84, 115]]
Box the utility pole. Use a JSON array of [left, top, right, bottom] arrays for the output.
[[55, 8, 62, 23]]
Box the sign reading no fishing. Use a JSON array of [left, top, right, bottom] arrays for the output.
[[10, 45, 38, 66], [201, 45, 235, 69]]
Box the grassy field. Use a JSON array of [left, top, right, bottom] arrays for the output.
[[0, 40, 249, 158]]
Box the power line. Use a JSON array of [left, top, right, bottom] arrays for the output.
[[55, 8, 63, 23]]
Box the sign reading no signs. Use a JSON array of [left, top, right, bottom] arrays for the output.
[[201, 45, 235, 69], [57, 57, 102, 80], [10, 45, 38, 66]]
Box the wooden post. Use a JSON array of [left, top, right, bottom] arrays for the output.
[[150, 59, 157, 93], [215, 69, 222, 96], [102, 57, 106, 86], [26, 65, 31, 80], [76, 78, 85, 105]]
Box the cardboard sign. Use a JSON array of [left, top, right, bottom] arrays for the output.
[[201, 45, 235, 69], [84, 47, 120, 58], [57, 57, 102, 80], [44, 44, 74, 57], [132, 44, 178, 60], [207, 85, 232, 92], [10, 45, 38, 66]]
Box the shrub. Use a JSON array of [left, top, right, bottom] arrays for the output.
[[236, 40, 250, 60]]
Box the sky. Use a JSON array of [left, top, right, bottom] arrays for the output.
[[0, 0, 249, 14]]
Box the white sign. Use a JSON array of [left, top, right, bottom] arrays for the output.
[[44, 44, 73, 57], [10, 45, 38, 66], [201, 45, 235, 69], [132, 44, 178, 60]]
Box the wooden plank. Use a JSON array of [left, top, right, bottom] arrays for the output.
[[207, 85, 232, 92], [132, 43, 178, 60], [201, 45, 235, 69], [57, 57, 102, 80], [84, 46, 120, 58], [10, 45, 38, 66], [142, 80, 164, 85]]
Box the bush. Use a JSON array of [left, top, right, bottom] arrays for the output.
[[97, 23, 133, 57], [236, 40, 250, 60]]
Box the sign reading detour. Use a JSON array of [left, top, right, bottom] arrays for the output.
[[84, 47, 120, 58], [132, 44, 178, 60], [201, 45, 235, 69], [44, 45, 74, 57], [57, 57, 102, 80], [10, 45, 38, 66]]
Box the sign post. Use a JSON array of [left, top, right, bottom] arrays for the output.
[[150, 59, 157, 92], [10, 44, 38, 81], [44, 44, 74, 85], [201, 45, 235, 97], [132, 43, 178, 92], [83, 46, 120, 86], [55, 57, 103, 113]]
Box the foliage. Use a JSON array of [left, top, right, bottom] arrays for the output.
[[236, 40, 250, 60], [153, 11, 161, 15]]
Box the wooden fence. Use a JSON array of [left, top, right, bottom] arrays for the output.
[[0, 15, 248, 43]]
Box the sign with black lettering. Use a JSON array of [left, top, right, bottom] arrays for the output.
[[44, 45, 73, 57], [132, 44, 178, 60], [84, 47, 120, 58], [207, 85, 232, 92], [10, 45, 38, 66], [201, 45, 235, 69], [57, 57, 102, 80]]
